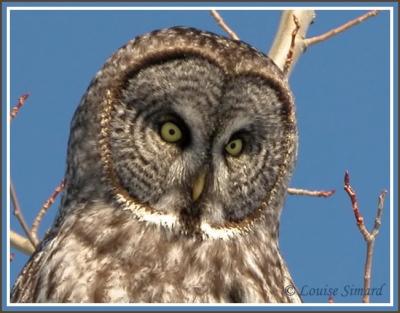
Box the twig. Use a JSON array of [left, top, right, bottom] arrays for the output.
[[288, 187, 335, 198], [283, 14, 301, 76], [343, 171, 370, 239], [10, 94, 29, 121], [210, 10, 240, 41], [31, 179, 66, 243], [10, 231, 35, 255], [10, 181, 39, 247], [343, 171, 387, 303], [305, 10, 379, 47], [371, 191, 386, 238]]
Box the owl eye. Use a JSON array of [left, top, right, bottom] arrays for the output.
[[160, 122, 182, 143], [225, 138, 243, 157]]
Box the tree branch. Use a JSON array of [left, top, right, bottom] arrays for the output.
[[31, 179, 66, 244], [343, 171, 387, 303], [283, 14, 301, 76], [269, 10, 379, 76], [210, 10, 240, 41], [10, 230, 35, 255], [10, 94, 29, 121], [305, 10, 379, 47], [210, 10, 378, 77], [288, 187, 335, 198], [268, 10, 315, 76], [10, 181, 39, 247]]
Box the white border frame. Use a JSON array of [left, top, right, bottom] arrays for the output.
[[5, 5, 395, 309]]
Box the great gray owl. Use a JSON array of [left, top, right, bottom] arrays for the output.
[[11, 27, 300, 303]]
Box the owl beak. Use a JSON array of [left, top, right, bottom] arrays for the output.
[[192, 171, 207, 202]]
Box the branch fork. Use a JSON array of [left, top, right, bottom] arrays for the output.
[[343, 171, 387, 303], [210, 10, 378, 77], [9, 95, 66, 255]]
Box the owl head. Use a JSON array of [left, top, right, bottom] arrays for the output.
[[61, 27, 298, 240]]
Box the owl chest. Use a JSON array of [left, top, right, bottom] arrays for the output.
[[39, 225, 278, 303]]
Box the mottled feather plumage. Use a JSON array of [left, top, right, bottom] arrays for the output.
[[12, 27, 300, 303]]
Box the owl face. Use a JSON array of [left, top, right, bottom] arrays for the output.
[[66, 27, 297, 239]]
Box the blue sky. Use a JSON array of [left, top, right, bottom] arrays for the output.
[[3, 3, 397, 308]]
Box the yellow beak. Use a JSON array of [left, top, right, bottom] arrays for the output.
[[192, 171, 207, 201]]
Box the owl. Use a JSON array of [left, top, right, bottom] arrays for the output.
[[11, 27, 300, 303]]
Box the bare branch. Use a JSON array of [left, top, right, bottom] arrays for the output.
[[10, 94, 29, 121], [210, 10, 240, 41], [31, 179, 66, 243], [288, 187, 335, 198], [210, 10, 377, 78], [283, 14, 301, 76], [371, 190, 387, 238], [10, 181, 39, 247], [10, 231, 35, 255], [343, 171, 370, 240], [362, 190, 387, 303], [268, 10, 315, 75], [305, 10, 379, 47], [269, 10, 378, 76], [343, 171, 387, 303]]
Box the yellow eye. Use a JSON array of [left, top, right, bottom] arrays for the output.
[[225, 138, 243, 156], [160, 122, 182, 143]]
